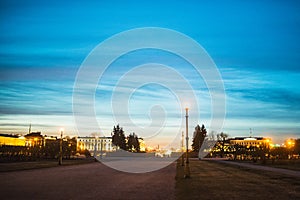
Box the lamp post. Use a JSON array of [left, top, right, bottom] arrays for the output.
[[94, 136, 97, 160], [100, 139, 103, 159], [58, 128, 63, 165], [181, 131, 184, 166], [184, 108, 190, 178]]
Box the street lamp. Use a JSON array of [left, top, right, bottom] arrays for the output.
[[100, 138, 103, 159], [94, 135, 98, 160], [58, 128, 64, 165], [181, 131, 184, 166], [184, 107, 190, 178]]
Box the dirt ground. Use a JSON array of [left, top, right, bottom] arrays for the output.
[[1, 158, 299, 200], [0, 158, 95, 172], [0, 161, 176, 200]]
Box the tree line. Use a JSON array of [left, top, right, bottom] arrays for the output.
[[191, 124, 300, 162], [111, 124, 142, 152]]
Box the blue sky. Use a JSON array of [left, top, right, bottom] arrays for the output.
[[0, 0, 300, 146]]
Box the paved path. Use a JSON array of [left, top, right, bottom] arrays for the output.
[[0, 161, 176, 200], [217, 160, 300, 178]]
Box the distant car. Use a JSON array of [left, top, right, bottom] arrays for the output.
[[155, 151, 172, 157], [155, 152, 164, 157], [163, 150, 172, 157]]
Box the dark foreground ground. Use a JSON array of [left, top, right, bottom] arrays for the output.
[[1, 159, 299, 200], [0, 158, 95, 172], [0, 161, 176, 200], [176, 159, 300, 200]]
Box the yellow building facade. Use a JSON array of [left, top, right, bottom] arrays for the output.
[[0, 134, 26, 146], [230, 137, 271, 148]]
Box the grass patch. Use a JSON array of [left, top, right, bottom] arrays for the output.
[[175, 159, 300, 200], [256, 159, 300, 171]]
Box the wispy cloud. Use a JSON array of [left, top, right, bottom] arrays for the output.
[[0, 81, 73, 115]]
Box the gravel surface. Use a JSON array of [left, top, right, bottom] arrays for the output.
[[0, 161, 176, 200]]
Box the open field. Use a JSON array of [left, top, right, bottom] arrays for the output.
[[0, 158, 95, 172], [0, 161, 176, 200], [1, 158, 299, 199], [176, 159, 300, 200], [249, 159, 300, 171]]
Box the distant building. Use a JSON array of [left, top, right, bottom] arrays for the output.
[[284, 138, 296, 149], [77, 136, 115, 155], [139, 138, 146, 152], [44, 135, 58, 143], [229, 137, 271, 148], [25, 132, 44, 147], [0, 134, 25, 146]]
